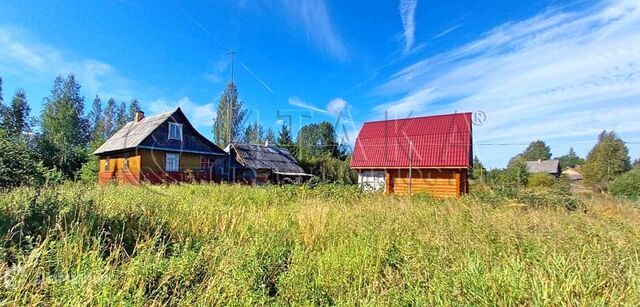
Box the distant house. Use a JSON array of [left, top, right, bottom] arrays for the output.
[[350, 113, 473, 198], [94, 108, 226, 184], [562, 167, 584, 181], [525, 160, 561, 177], [224, 143, 312, 184]]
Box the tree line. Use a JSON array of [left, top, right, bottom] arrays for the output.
[[1, 76, 356, 188], [0, 75, 141, 187], [472, 133, 639, 197]]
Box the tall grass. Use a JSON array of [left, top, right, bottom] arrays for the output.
[[0, 183, 639, 305]]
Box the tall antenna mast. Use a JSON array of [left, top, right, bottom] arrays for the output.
[[227, 51, 235, 145], [229, 51, 235, 84], [226, 51, 235, 182]]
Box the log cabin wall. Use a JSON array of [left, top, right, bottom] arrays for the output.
[[138, 149, 219, 183], [386, 169, 465, 198], [98, 150, 141, 184], [138, 149, 202, 170]]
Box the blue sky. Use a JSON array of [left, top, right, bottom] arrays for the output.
[[1, 0, 639, 168]]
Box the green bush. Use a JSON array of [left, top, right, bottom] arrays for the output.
[[527, 173, 555, 188], [0, 137, 45, 189], [515, 189, 583, 211], [299, 155, 356, 184], [489, 160, 529, 189], [609, 168, 640, 199]]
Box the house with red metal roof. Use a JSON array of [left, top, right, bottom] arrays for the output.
[[350, 112, 472, 197]]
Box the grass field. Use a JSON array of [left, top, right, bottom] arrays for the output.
[[0, 183, 639, 305]]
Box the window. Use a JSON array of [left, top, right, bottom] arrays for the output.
[[169, 122, 183, 140], [104, 159, 110, 171], [123, 157, 130, 170], [166, 153, 179, 172], [201, 156, 215, 169]]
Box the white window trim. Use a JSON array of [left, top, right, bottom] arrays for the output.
[[166, 153, 180, 172], [168, 122, 183, 141]]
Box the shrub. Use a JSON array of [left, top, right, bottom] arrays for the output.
[[609, 168, 640, 199], [527, 173, 555, 188], [515, 190, 583, 211], [0, 137, 46, 189], [489, 160, 529, 188]]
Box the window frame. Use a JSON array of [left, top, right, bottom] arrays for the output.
[[200, 155, 215, 169], [165, 153, 180, 172], [104, 159, 110, 171], [123, 156, 130, 171], [168, 122, 183, 141]]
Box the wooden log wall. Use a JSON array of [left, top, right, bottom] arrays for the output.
[[388, 169, 464, 198]]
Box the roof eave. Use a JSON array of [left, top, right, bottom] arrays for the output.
[[350, 165, 471, 169]]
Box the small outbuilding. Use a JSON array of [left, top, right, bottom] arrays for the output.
[[562, 167, 584, 181], [225, 143, 312, 184], [350, 113, 473, 197], [525, 160, 561, 177]]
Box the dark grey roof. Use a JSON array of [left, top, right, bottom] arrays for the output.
[[94, 109, 177, 155], [526, 160, 560, 174], [94, 108, 222, 156], [227, 143, 311, 176]]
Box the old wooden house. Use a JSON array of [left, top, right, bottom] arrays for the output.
[[224, 143, 312, 184], [350, 113, 473, 197], [525, 160, 561, 177], [93, 108, 226, 184]]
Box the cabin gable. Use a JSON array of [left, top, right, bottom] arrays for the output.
[[138, 111, 221, 154]]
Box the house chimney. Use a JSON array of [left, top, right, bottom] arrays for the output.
[[538, 159, 542, 163], [134, 110, 145, 123], [265, 140, 274, 147]]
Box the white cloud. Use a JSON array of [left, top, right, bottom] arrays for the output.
[[203, 57, 229, 84], [0, 26, 132, 100], [433, 23, 462, 39], [287, 96, 327, 113], [281, 0, 348, 60], [287, 96, 356, 147], [399, 0, 418, 53], [327, 97, 347, 116], [288, 96, 349, 116], [148, 97, 216, 130], [375, 0, 640, 167]]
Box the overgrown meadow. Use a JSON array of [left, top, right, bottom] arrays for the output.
[[0, 184, 639, 305]]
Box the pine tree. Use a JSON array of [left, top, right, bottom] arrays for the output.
[[88, 95, 104, 140], [243, 121, 264, 144], [264, 128, 276, 144], [508, 140, 552, 167], [277, 123, 296, 155], [0, 77, 6, 133], [128, 98, 141, 121], [558, 147, 585, 169], [116, 101, 128, 129], [213, 82, 247, 147], [2, 89, 31, 137], [81, 95, 107, 183], [103, 98, 117, 138], [582, 130, 630, 191], [471, 156, 486, 181], [38, 74, 89, 178]]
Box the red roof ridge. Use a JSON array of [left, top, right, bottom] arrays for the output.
[[361, 111, 472, 125]]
